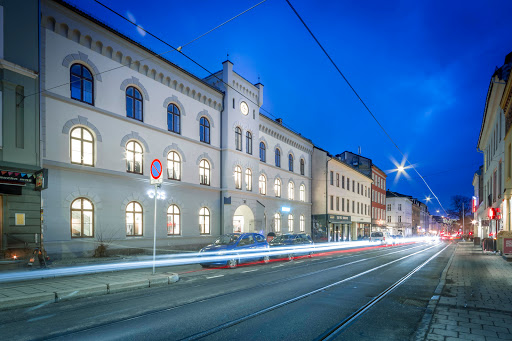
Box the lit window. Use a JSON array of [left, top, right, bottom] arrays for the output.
[[260, 142, 266, 162], [70, 64, 93, 105], [126, 201, 143, 236], [126, 141, 143, 174], [70, 127, 94, 166], [288, 215, 294, 232], [300, 184, 305, 202], [246, 132, 253, 154], [288, 181, 294, 200], [167, 205, 180, 235], [245, 169, 252, 191], [288, 154, 294, 172], [126, 86, 143, 121], [275, 148, 281, 167], [167, 151, 181, 180], [199, 159, 210, 185], [167, 103, 180, 134], [235, 127, 242, 151], [300, 215, 305, 232], [71, 198, 94, 238], [274, 213, 281, 232], [199, 207, 210, 234], [275, 178, 281, 197], [259, 174, 267, 195], [234, 166, 242, 189], [200, 117, 210, 144]]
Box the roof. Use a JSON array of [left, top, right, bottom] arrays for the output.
[[386, 190, 412, 199], [259, 113, 313, 145], [372, 164, 387, 177], [313, 147, 373, 181]]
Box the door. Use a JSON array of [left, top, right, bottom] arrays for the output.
[[236, 234, 256, 263]]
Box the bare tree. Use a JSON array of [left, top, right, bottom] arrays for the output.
[[448, 195, 472, 233]]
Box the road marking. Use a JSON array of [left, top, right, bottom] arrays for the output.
[[272, 264, 285, 268], [27, 314, 55, 323], [242, 269, 258, 273], [206, 274, 224, 279], [294, 261, 304, 264]]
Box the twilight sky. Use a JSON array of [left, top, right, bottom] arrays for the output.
[[67, 0, 512, 215]]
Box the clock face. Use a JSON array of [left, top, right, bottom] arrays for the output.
[[240, 101, 249, 116]]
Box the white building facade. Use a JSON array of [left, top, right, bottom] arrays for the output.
[[40, 0, 312, 256], [385, 191, 413, 237]]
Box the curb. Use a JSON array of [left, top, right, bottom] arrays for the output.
[[412, 244, 456, 341], [0, 273, 179, 311]]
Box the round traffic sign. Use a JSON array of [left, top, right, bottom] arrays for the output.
[[150, 159, 162, 179]]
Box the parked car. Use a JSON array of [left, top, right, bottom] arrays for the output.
[[199, 233, 269, 269], [269, 233, 314, 260], [369, 231, 393, 244]]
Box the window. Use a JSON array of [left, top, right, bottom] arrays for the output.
[[235, 127, 242, 151], [126, 202, 143, 236], [347, 178, 350, 191], [342, 198, 345, 211], [246, 132, 252, 154], [398, 216, 402, 223], [126, 86, 143, 121], [289, 154, 294, 172], [260, 142, 266, 162], [352, 200, 355, 213], [71, 198, 94, 238], [70, 64, 93, 104], [275, 178, 281, 197], [336, 197, 340, 211], [336, 173, 340, 187], [234, 166, 242, 189], [330, 195, 334, 210], [352, 180, 355, 192], [199, 159, 210, 185], [126, 141, 143, 174], [387, 216, 391, 223], [288, 215, 294, 232], [245, 169, 252, 191], [357, 202, 359, 214], [274, 213, 281, 232], [199, 207, 210, 234], [347, 199, 349, 212], [398, 204, 402, 211], [70, 127, 94, 166], [342, 175, 345, 189], [167, 151, 181, 180], [288, 182, 294, 200], [167, 103, 180, 134], [200, 117, 211, 144], [330, 171, 334, 185], [300, 184, 305, 202], [259, 174, 267, 195], [167, 205, 180, 235], [300, 215, 305, 232], [300, 159, 305, 175], [387, 204, 391, 211], [275, 149, 281, 167]]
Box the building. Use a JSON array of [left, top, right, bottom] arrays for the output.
[[40, 0, 312, 257], [312, 147, 372, 242], [386, 190, 413, 236], [472, 166, 487, 237], [371, 165, 387, 232], [501, 53, 512, 233], [418, 201, 429, 234], [0, 1, 45, 257], [476, 52, 512, 239]]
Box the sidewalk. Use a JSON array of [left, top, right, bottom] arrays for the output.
[[420, 242, 512, 341]]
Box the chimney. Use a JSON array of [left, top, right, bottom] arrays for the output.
[[276, 118, 283, 125]]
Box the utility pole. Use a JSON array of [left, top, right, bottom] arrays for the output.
[[462, 203, 465, 235]]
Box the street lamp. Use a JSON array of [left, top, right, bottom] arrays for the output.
[[425, 196, 431, 203]]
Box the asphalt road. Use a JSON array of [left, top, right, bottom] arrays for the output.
[[0, 241, 454, 341]]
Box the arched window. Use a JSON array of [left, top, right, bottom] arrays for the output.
[[259, 174, 266, 195], [126, 141, 143, 174], [235, 127, 242, 151], [167, 151, 181, 180], [167, 205, 180, 235], [70, 64, 93, 105], [300, 215, 305, 232], [288, 154, 294, 172], [199, 159, 210, 185], [300, 184, 306, 202], [300, 159, 305, 176], [275, 148, 281, 167], [199, 207, 210, 234], [70, 127, 94, 166], [234, 165, 242, 189], [246, 132, 252, 154], [274, 213, 281, 233], [126, 202, 143, 236], [288, 215, 294, 232], [71, 198, 93, 238], [245, 169, 252, 191], [126, 86, 143, 121], [274, 178, 281, 197], [259, 142, 266, 162], [288, 181, 294, 200], [200, 117, 210, 144], [167, 103, 180, 134]]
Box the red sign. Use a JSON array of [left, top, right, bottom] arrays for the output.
[[472, 196, 477, 213], [150, 159, 162, 180], [504, 238, 512, 255], [488, 207, 495, 220]]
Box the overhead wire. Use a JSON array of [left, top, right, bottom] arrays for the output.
[[284, 0, 449, 216]]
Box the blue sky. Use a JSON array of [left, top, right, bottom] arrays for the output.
[[68, 0, 512, 214]]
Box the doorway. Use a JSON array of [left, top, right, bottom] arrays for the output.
[[233, 205, 255, 233]]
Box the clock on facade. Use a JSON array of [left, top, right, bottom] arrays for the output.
[[240, 101, 249, 115]]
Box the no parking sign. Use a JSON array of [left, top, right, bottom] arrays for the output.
[[150, 159, 163, 185]]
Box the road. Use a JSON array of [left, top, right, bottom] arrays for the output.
[[0, 241, 453, 341]]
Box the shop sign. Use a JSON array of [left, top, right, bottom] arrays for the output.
[[0, 170, 34, 184], [328, 215, 351, 223], [504, 238, 512, 255]]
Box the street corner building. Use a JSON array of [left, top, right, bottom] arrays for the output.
[[40, 0, 313, 257]]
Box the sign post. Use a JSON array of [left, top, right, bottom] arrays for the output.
[[150, 159, 163, 275]]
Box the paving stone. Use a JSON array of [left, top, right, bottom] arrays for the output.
[[446, 325, 471, 333], [432, 328, 458, 337], [483, 326, 510, 334], [457, 332, 487, 341], [497, 333, 512, 340]]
